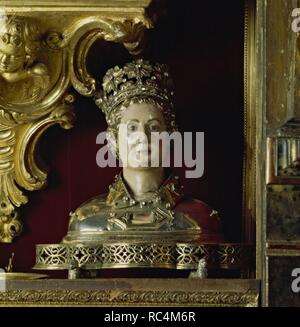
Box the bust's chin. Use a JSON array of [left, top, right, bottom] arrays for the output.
[[125, 159, 151, 169]]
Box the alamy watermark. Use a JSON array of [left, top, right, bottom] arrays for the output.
[[291, 268, 300, 293], [96, 126, 204, 179]]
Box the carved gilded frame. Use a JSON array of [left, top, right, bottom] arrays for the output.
[[0, 0, 154, 243]]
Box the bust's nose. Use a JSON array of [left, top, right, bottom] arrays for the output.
[[137, 124, 152, 143]]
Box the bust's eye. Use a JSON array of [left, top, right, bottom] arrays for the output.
[[149, 124, 160, 132], [127, 123, 138, 132]]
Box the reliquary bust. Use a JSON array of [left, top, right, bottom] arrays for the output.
[[35, 59, 224, 272], [64, 59, 223, 246]]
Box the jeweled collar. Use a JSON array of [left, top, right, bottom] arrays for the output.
[[106, 172, 184, 209]]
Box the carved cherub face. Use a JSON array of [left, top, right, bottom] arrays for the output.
[[118, 103, 167, 168], [0, 21, 26, 73]]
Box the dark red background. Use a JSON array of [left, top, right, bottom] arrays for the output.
[[0, 0, 245, 275]]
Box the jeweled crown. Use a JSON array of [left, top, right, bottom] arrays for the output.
[[95, 59, 176, 129]]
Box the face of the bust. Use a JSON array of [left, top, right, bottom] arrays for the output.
[[0, 29, 26, 73], [118, 102, 167, 168]]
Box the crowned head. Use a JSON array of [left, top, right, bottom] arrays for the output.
[[95, 60, 178, 166], [95, 59, 177, 134]]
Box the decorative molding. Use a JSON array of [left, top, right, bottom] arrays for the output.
[[0, 289, 259, 307], [243, 0, 256, 248], [0, 1, 153, 10]]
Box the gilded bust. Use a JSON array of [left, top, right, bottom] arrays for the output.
[[63, 60, 223, 248], [0, 16, 49, 104]]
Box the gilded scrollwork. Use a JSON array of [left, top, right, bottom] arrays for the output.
[[0, 5, 154, 243], [58, 17, 152, 97], [0, 95, 75, 243]]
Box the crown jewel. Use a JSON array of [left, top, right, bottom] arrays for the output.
[[95, 59, 176, 130]]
